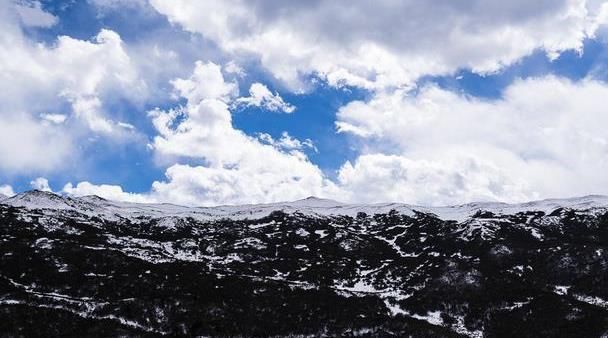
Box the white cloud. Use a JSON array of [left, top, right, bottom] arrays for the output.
[[150, 0, 608, 90], [224, 61, 246, 77], [145, 61, 337, 205], [337, 154, 532, 206], [236, 83, 295, 113], [170, 60, 238, 103], [0, 115, 73, 173], [1, 26, 143, 117], [0, 184, 15, 197], [0, 2, 145, 172], [335, 76, 608, 204], [149, 163, 333, 206], [117, 121, 135, 130], [62, 181, 151, 203], [30, 177, 52, 192], [40, 113, 67, 124], [88, 0, 148, 10], [52, 29, 145, 133], [67, 95, 114, 133], [13, 0, 58, 27], [258, 132, 316, 152]]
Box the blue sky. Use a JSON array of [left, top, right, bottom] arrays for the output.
[[2, 0, 608, 206]]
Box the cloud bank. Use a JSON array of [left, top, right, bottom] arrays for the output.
[[65, 65, 608, 206], [336, 76, 608, 204], [150, 0, 608, 90]]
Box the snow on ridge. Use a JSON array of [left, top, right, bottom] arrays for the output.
[[4, 190, 80, 210], [2, 190, 608, 222]]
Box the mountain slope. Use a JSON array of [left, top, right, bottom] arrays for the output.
[[6, 190, 608, 222], [0, 191, 607, 336]]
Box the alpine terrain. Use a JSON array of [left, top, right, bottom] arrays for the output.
[[0, 190, 607, 337]]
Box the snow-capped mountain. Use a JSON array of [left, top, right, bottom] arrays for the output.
[[1, 191, 607, 336], [5, 190, 608, 222]]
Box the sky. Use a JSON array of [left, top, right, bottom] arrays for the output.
[[2, 0, 608, 206]]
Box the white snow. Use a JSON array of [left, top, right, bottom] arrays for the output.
[[384, 298, 407, 316], [551, 286, 608, 308], [248, 221, 275, 229], [554, 285, 571, 296], [452, 316, 484, 338], [528, 227, 544, 240], [399, 310, 444, 326], [295, 228, 310, 237], [572, 294, 608, 308], [234, 237, 267, 250], [314, 230, 329, 238], [3, 191, 608, 223], [34, 237, 53, 249]]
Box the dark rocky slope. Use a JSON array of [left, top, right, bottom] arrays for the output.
[[0, 191, 607, 337]]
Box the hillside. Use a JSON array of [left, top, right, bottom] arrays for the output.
[[0, 191, 607, 336]]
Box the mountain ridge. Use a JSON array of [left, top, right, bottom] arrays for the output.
[[1, 189, 607, 336], [3, 189, 608, 222]]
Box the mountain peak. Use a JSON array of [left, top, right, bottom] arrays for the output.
[[290, 196, 343, 208], [15, 189, 63, 199], [302, 196, 324, 201], [4, 190, 72, 210], [77, 195, 109, 203]]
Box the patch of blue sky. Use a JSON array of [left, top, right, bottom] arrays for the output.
[[233, 80, 368, 179], [421, 38, 608, 99]]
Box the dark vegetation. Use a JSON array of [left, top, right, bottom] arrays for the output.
[[0, 203, 607, 337]]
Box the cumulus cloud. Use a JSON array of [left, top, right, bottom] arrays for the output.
[[335, 76, 608, 204], [236, 83, 295, 113], [337, 154, 532, 206], [146, 61, 337, 205], [30, 177, 52, 192], [62, 181, 151, 203], [47, 29, 145, 132], [2, 25, 144, 129], [150, 0, 608, 90], [13, 0, 58, 27], [0, 184, 15, 197], [258, 132, 316, 152], [0, 115, 73, 173], [0, 2, 145, 172], [224, 61, 246, 77], [40, 113, 67, 124]]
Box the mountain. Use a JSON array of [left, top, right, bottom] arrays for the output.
[[0, 191, 607, 336]]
